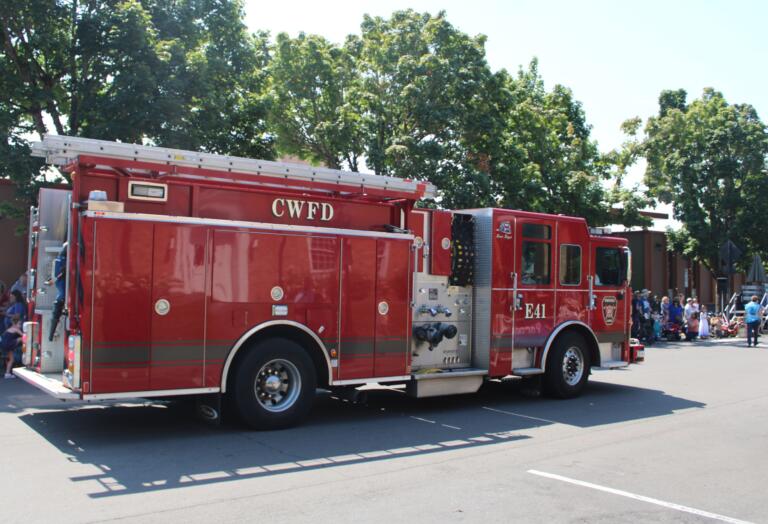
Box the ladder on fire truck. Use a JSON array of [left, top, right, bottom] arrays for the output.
[[31, 135, 437, 201]]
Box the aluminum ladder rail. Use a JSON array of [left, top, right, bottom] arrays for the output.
[[31, 134, 437, 200]]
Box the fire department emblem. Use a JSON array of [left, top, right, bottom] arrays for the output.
[[496, 221, 512, 240], [602, 296, 618, 326]]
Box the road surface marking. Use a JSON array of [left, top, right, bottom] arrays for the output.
[[527, 470, 753, 524], [482, 406, 560, 425]]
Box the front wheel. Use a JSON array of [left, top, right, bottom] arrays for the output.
[[232, 337, 316, 430], [544, 332, 590, 398]]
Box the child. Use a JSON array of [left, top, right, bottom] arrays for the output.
[[2, 317, 23, 379], [686, 312, 699, 341], [698, 305, 710, 339], [653, 313, 663, 340]]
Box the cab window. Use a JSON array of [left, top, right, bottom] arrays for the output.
[[595, 247, 623, 286], [522, 223, 551, 240], [520, 223, 552, 285], [521, 242, 550, 285], [559, 244, 581, 286]]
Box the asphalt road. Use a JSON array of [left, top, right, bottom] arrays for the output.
[[2, 338, 767, 524]]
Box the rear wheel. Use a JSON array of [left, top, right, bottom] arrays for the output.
[[544, 332, 590, 398], [232, 337, 316, 429]]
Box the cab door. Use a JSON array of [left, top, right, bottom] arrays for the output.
[[514, 219, 556, 365], [589, 242, 628, 355]]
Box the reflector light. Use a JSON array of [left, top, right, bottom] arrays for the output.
[[272, 305, 288, 316]]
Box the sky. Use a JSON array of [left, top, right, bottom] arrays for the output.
[[242, 0, 768, 175]]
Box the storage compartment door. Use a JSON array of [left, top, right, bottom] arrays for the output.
[[90, 219, 153, 393], [374, 238, 412, 377], [150, 224, 207, 390], [338, 237, 376, 380]]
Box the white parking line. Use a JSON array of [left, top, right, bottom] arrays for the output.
[[482, 406, 561, 425], [528, 470, 753, 524]]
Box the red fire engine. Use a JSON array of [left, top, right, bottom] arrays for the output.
[[15, 135, 637, 429]]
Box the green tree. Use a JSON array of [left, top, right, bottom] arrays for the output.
[[268, 32, 363, 170], [641, 88, 768, 273], [0, 0, 274, 200], [602, 116, 655, 228], [352, 10, 501, 208], [265, 13, 648, 222], [492, 60, 648, 227], [146, 0, 274, 158]]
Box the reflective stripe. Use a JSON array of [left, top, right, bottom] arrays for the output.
[[339, 340, 375, 356], [373, 339, 408, 354], [152, 345, 204, 361]]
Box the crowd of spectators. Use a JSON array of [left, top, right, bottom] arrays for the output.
[[633, 290, 764, 346], [632, 290, 714, 344]]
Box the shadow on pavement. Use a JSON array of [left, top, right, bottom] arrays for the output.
[[11, 377, 704, 498]]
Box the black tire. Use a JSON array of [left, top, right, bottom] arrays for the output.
[[543, 332, 591, 399], [232, 337, 316, 430]]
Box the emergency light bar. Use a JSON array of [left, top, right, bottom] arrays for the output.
[[31, 135, 437, 200]]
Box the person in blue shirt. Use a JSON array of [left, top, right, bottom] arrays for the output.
[[668, 300, 684, 326], [3, 290, 26, 330], [744, 295, 763, 347]]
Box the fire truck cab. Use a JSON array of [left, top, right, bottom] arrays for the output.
[[15, 136, 633, 429]]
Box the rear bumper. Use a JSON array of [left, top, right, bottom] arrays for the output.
[[13, 367, 80, 400]]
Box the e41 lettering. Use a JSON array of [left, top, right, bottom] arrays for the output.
[[524, 303, 546, 319]]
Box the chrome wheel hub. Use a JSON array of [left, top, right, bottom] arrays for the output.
[[254, 359, 301, 413], [264, 375, 282, 393], [562, 346, 584, 386]]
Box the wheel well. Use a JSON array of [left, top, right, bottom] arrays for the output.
[[547, 324, 601, 369], [224, 325, 331, 392]]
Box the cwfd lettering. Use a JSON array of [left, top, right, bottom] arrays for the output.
[[271, 198, 334, 222]]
